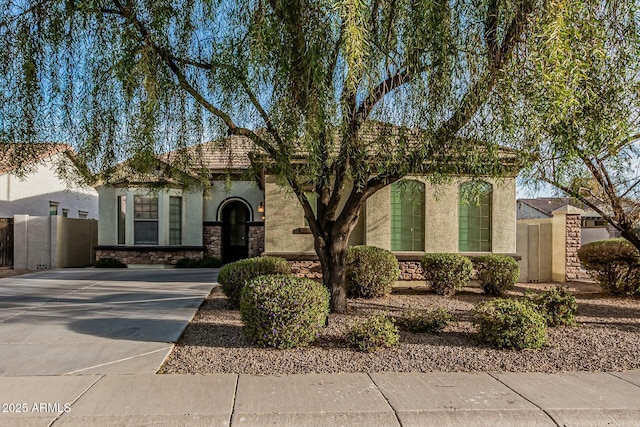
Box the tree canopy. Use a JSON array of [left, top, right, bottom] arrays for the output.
[[1, 0, 542, 312], [503, 0, 640, 248]]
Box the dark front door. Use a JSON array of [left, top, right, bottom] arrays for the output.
[[222, 201, 249, 263], [0, 218, 13, 267]]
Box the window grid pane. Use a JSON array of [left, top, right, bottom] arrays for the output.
[[391, 181, 425, 251], [170, 196, 182, 245], [117, 196, 126, 245], [459, 183, 492, 252], [134, 195, 158, 245]]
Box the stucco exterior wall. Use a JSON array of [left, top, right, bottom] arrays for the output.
[[264, 176, 315, 254], [97, 186, 203, 247], [265, 175, 518, 256], [203, 180, 264, 222], [0, 153, 98, 218]]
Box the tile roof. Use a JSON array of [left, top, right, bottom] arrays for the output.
[[161, 136, 256, 172], [0, 143, 73, 175]]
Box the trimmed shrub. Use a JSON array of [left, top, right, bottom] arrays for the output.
[[94, 258, 127, 268], [472, 255, 520, 296], [175, 256, 223, 268], [346, 245, 400, 298], [397, 307, 455, 333], [347, 314, 400, 352], [473, 298, 547, 350], [218, 257, 291, 308], [239, 274, 330, 349], [527, 286, 578, 327], [577, 238, 640, 295], [421, 253, 472, 296]]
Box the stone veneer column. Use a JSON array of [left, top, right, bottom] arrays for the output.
[[564, 213, 583, 281], [551, 205, 584, 282], [248, 223, 265, 258], [203, 223, 223, 259]]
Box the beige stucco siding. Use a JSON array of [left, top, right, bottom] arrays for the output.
[[203, 180, 264, 222], [264, 177, 315, 253], [265, 175, 518, 255], [490, 179, 517, 253], [425, 181, 458, 252]]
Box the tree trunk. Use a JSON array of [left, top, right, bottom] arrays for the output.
[[316, 232, 350, 314]]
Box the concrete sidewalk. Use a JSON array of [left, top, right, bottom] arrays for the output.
[[2, 371, 640, 426]]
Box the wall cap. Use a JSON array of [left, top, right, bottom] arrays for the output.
[[552, 205, 584, 215]]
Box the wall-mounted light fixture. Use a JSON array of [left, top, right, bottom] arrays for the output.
[[258, 202, 265, 213]]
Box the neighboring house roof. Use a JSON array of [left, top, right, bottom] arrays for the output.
[[0, 143, 73, 174], [517, 198, 602, 218]]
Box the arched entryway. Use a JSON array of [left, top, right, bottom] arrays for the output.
[[221, 200, 250, 263]]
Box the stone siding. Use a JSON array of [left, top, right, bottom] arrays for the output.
[[96, 249, 204, 265], [288, 259, 426, 281], [565, 213, 583, 281], [398, 261, 424, 281], [203, 224, 223, 259], [248, 224, 265, 258], [289, 260, 323, 279]]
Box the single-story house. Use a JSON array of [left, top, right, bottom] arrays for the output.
[[95, 134, 519, 279]]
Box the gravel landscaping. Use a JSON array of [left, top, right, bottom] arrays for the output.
[[160, 281, 640, 374]]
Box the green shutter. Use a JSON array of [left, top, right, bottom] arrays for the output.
[[391, 180, 425, 251], [459, 182, 492, 252]]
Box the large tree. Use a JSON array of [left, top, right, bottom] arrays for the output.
[[503, 0, 640, 250], [1, 0, 542, 312]]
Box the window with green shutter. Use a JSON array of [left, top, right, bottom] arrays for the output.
[[459, 182, 492, 252], [169, 196, 182, 245], [391, 180, 425, 251]]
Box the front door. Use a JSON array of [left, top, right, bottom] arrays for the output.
[[222, 201, 249, 263]]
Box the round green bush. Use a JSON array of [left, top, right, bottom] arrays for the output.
[[346, 245, 400, 298], [527, 286, 578, 327], [421, 253, 472, 296], [218, 256, 291, 308], [472, 255, 520, 296], [577, 238, 640, 295], [473, 298, 547, 350], [239, 274, 330, 349], [347, 314, 400, 352]]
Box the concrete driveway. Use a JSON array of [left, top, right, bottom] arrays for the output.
[[0, 268, 216, 376]]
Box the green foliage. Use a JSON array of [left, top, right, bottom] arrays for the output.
[[421, 253, 472, 296], [347, 314, 400, 352], [501, 0, 640, 244], [239, 274, 329, 349], [346, 245, 399, 298], [472, 255, 520, 296], [577, 239, 640, 296], [397, 308, 455, 333], [527, 286, 578, 327], [94, 258, 127, 268], [473, 298, 547, 350], [175, 256, 222, 268], [218, 257, 291, 308], [1, 0, 545, 313]]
